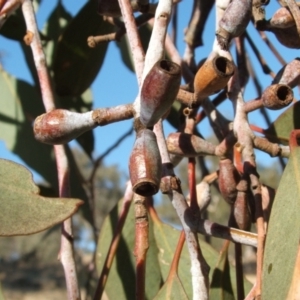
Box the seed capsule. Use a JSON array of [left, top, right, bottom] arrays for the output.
[[34, 109, 96, 145], [218, 158, 240, 204], [140, 60, 181, 127], [232, 190, 252, 230], [166, 132, 216, 157], [194, 54, 234, 103], [272, 58, 300, 88], [216, 0, 252, 49], [129, 129, 162, 196], [261, 84, 293, 110], [269, 7, 296, 29], [268, 25, 300, 49]]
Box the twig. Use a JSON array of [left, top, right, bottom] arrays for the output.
[[93, 182, 133, 300], [118, 0, 145, 84], [89, 127, 134, 182], [87, 13, 154, 47], [235, 243, 245, 300], [184, 0, 215, 48], [245, 31, 275, 78], [22, 1, 81, 299], [133, 193, 149, 300], [154, 120, 210, 300], [228, 70, 265, 299], [258, 30, 286, 66], [92, 104, 135, 126]]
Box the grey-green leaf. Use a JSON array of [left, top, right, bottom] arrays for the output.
[[262, 141, 300, 299], [265, 102, 300, 145], [0, 159, 83, 236], [96, 201, 162, 300]]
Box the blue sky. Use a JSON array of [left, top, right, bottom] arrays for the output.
[[0, 0, 298, 185]]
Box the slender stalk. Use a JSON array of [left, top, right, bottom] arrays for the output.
[[22, 1, 80, 299], [228, 70, 265, 299], [235, 243, 245, 300], [258, 31, 286, 66], [245, 31, 275, 78], [118, 0, 145, 84], [93, 182, 133, 300], [154, 120, 210, 300], [133, 193, 149, 300], [188, 158, 198, 210]]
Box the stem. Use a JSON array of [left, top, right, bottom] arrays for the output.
[[245, 31, 275, 78], [22, 1, 80, 299], [188, 157, 198, 210], [118, 0, 145, 84], [154, 120, 210, 300], [93, 182, 133, 300], [133, 193, 149, 300], [235, 243, 245, 300]]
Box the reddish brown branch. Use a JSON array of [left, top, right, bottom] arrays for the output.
[[133, 193, 149, 300]]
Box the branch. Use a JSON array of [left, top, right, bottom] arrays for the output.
[[118, 0, 145, 84], [154, 120, 210, 300], [22, 1, 81, 299]]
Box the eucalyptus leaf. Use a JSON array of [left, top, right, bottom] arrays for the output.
[[153, 273, 189, 300], [0, 69, 91, 218], [0, 282, 5, 300], [262, 137, 300, 299], [210, 243, 235, 300], [265, 102, 300, 145], [52, 0, 114, 96], [115, 23, 152, 73], [0, 13, 26, 41], [97, 201, 252, 299], [42, 1, 72, 68], [96, 200, 162, 300], [0, 159, 83, 236]]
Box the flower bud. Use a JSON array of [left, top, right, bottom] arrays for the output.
[[262, 84, 293, 110], [140, 60, 181, 127], [218, 158, 240, 204], [129, 129, 162, 196], [166, 132, 216, 157], [34, 109, 96, 145], [194, 54, 234, 103], [216, 0, 252, 49], [272, 58, 300, 88], [269, 7, 295, 29]]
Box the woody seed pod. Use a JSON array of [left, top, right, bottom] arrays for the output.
[[166, 132, 216, 157], [261, 84, 293, 110], [140, 60, 181, 127], [230, 178, 252, 230], [194, 54, 234, 103], [269, 6, 296, 29], [267, 25, 300, 49], [218, 158, 240, 204], [129, 129, 162, 197], [272, 58, 300, 88], [34, 109, 96, 145], [216, 0, 252, 49], [232, 190, 252, 231]]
